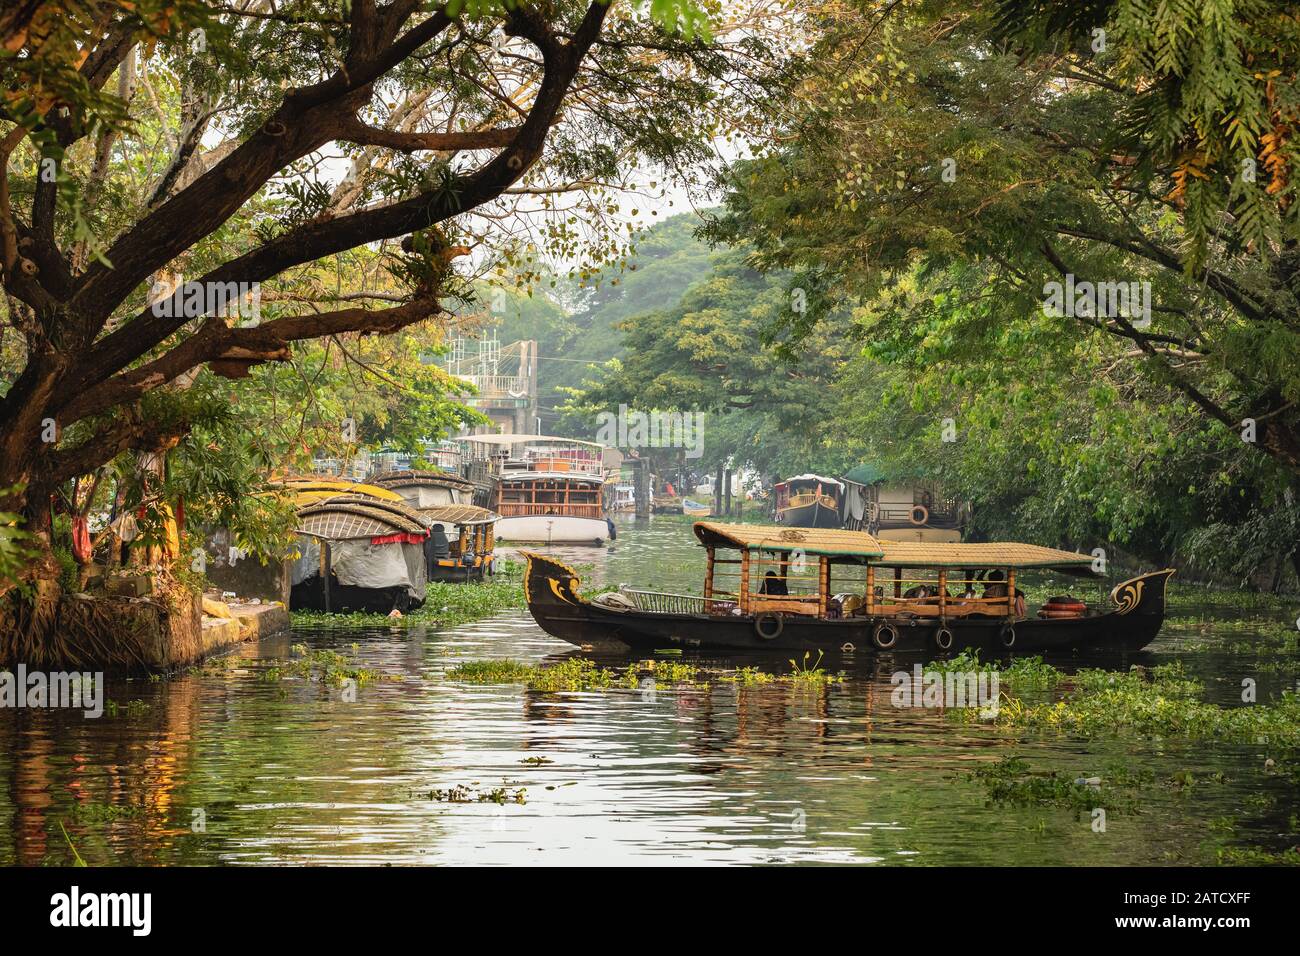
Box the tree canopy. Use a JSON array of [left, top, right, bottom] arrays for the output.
[[0, 0, 793, 589]]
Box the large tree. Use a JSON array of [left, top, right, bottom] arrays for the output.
[[0, 0, 783, 598]]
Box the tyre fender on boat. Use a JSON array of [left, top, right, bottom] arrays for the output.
[[754, 613, 784, 640], [934, 626, 954, 650], [873, 621, 899, 649], [1000, 623, 1016, 648], [908, 504, 929, 526]]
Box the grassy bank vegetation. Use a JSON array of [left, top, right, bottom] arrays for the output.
[[289, 572, 526, 631]]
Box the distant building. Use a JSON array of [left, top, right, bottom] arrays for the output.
[[446, 336, 538, 434]]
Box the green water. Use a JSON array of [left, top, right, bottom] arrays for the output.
[[1, 515, 1297, 865]]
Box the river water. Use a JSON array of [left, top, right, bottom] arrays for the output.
[[1, 516, 1296, 866]]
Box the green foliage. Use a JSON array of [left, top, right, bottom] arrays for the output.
[[445, 655, 839, 690], [0, 486, 34, 590], [998, 665, 1300, 742], [3, 0, 779, 591], [51, 544, 79, 593], [693, 0, 1300, 575], [993, 0, 1300, 269], [563, 214, 857, 477]]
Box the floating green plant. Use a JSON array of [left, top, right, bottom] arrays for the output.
[[447, 656, 840, 692], [965, 756, 1148, 815], [426, 784, 526, 804], [445, 659, 538, 684], [997, 672, 1300, 743], [104, 699, 150, 717], [260, 648, 390, 688], [786, 649, 843, 685], [721, 666, 776, 686]]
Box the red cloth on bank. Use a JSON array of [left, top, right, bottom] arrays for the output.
[[71, 514, 92, 563]]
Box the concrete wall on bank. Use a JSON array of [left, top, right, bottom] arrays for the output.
[[200, 527, 291, 605]]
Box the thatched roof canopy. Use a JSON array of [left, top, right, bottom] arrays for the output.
[[296, 495, 430, 540], [369, 469, 473, 491], [693, 522, 883, 563]]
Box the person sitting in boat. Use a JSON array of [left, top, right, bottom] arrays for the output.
[[902, 583, 932, 600], [983, 571, 1027, 617], [758, 571, 788, 595], [982, 571, 1008, 598]]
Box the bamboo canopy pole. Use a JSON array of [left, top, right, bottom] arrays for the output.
[[740, 548, 751, 614], [818, 556, 829, 616], [704, 546, 715, 608]]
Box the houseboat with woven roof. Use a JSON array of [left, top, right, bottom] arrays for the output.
[[290, 495, 432, 614], [369, 470, 498, 581], [368, 470, 498, 580]]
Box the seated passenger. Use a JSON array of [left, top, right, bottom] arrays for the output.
[[758, 571, 788, 596], [902, 583, 932, 599], [982, 570, 1009, 599], [983, 571, 1027, 617]]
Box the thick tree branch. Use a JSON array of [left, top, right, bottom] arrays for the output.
[[60, 290, 450, 425], [70, 7, 453, 330], [1050, 223, 1270, 324], [63, 1, 610, 403], [337, 115, 522, 152], [1039, 239, 1236, 430]]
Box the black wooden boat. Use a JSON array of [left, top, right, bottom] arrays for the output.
[[774, 475, 843, 528], [522, 522, 1173, 654]]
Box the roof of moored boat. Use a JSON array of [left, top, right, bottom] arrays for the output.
[[296, 495, 430, 540], [780, 473, 843, 488], [693, 522, 884, 561], [460, 433, 605, 449], [498, 471, 603, 485], [368, 469, 474, 491], [874, 540, 1099, 575], [420, 504, 498, 525], [268, 475, 407, 503]]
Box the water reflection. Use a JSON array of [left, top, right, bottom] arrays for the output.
[[0, 517, 1294, 865]]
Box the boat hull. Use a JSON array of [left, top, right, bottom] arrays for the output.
[[778, 500, 841, 528], [496, 515, 610, 545], [290, 576, 424, 614], [521, 553, 1173, 656]]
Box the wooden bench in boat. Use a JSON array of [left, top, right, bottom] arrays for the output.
[[871, 596, 1012, 618], [749, 595, 822, 617]]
